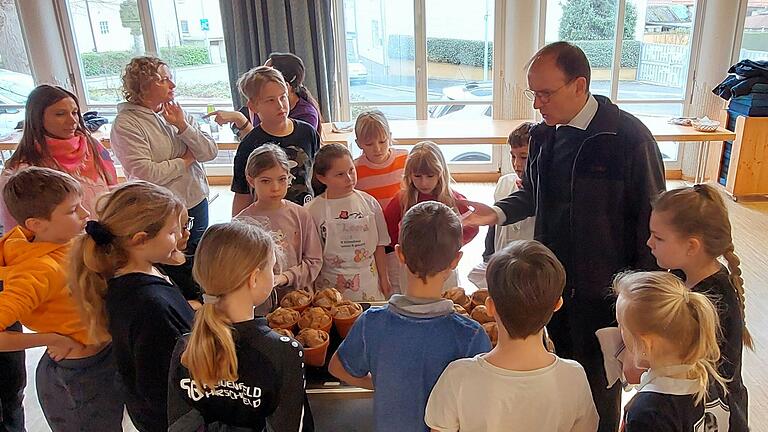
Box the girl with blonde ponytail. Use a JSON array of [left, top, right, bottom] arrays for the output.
[[70, 181, 193, 432], [614, 271, 730, 431], [167, 221, 311, 431], [649, 183, 750, 430]]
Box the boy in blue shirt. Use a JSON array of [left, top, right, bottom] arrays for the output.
[[329, 200, 491, 432]]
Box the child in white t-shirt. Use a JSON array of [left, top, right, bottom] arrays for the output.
[[426, 240, 598, 432], [468, 122, 536, 289]]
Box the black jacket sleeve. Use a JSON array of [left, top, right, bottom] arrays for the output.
[[625, 128, 665, 271], [266, 342, 311, 432], [494, 140, 538, 226]]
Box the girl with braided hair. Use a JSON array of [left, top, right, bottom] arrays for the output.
[[648, 183, 751, 431]]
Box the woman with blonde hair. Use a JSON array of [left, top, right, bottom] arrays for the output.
[[614, 271, 730, 431], [70, 181, 193, 432], [167, 222, 313, 431], [110, 56, 217, 300]]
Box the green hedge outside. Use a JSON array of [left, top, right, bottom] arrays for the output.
[[387, 35, 641, 69], [388, 35, 493, 68], [570, 40, 641, 68], [81, 45, 211, 77]]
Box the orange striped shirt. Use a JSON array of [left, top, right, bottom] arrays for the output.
[[355, 148, 408, 209]]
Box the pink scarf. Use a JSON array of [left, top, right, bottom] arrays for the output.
[[45, 134, 117, 185]]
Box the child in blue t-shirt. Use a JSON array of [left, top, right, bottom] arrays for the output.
[[329, 201, 491, 432]]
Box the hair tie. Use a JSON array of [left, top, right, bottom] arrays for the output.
[[202, 293, 220, 305], [85, 220, 114, 246], [682, 290, 690, 304], [692, 184, 705, 193]]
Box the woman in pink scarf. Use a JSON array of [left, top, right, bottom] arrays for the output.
[[0, 85, 117, 233]]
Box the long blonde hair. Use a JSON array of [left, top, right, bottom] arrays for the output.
[[614, 271, 727, 404], [69, 182, 185, 342], [653, 184, 753, 350], [401, 141, 455, 214], [181, 222, 275, 389], [237, 65, 287, 103]]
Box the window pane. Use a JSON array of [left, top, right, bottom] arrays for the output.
[[617, 1, 696, 101], [429, 103, 492, 164], [0, 0, 34, 136], [150, 0, 233, 111], [350, 104, 416, 121], [69, 0, 146, 104], [545, 0, 619, 96], [344, 0, 415, 104], [425, 0, 493, 103], [620, 103, 682, 162], [739, 1, 768, 61]]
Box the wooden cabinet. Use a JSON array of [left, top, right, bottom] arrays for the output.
[[709, 114, 768, 201]]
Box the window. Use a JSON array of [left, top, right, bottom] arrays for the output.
[[545, 0, 701, 164], [738, 1, 768, 62], [99, 20, 109, 34], [65, 0, 233, 170], [0, 1, 34, 143], [339, 0, 498, 172], [68, 0, 146, 105]]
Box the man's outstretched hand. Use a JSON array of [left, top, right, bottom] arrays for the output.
[[458, 200, 500, 227]]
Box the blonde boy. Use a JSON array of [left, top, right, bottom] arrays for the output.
[[426, 240, 598, 432]]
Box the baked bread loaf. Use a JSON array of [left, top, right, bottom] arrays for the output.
[[313, 287, 343, 310], [331, 300, 363, 319], [470, 305, 494, 324], [298, 307, 332, 330], [266, 307, 300, 329], [280, 290, 312, 309], [296, 328, 329, 348]]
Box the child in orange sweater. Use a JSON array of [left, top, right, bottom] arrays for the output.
[[0, 167, 123, 431]]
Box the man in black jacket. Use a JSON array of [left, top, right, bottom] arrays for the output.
[[465, 42, 665, 431]]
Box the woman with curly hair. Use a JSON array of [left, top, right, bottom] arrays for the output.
[[110, 56, 218, 301]]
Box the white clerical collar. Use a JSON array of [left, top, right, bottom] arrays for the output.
[[556, 94, 598, 130]]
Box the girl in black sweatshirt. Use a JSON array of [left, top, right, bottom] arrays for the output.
[[70, 181, 194, 432], [167, 221, 312, 431]]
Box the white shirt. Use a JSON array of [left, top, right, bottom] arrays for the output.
[[425, 354, 599, 432], [492, 94, 598, 224]]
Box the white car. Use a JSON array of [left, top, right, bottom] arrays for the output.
[[0, 68, 35, 131], [348, 62, 368, 85], [429, 81, 493, 162]]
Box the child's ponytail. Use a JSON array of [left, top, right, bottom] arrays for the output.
[[181, 222, 275, 389], [685, 291, 728, 404], [722, 245, 753, 349], [181, 298, 238, 388]]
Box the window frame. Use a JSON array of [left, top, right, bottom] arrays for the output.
[[333, 0, 504, 173], [55, 0, 232, 112]]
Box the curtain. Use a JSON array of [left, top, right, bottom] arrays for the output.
[[219, 0, 337, 121]]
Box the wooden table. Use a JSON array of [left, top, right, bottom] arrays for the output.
[[1, 119, 736, 181]]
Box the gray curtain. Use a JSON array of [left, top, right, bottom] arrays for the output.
[[219, 0, 337, 122]]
